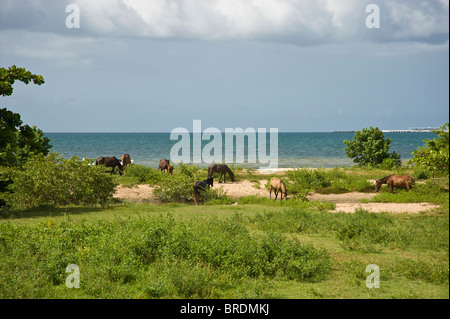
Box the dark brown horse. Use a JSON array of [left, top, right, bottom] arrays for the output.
[[94, 156, 123, 175], [207, 164, 235, 183], [375, 175, 415, 193], [193, 177, 214, 206], [121, 154, 132, 167], [158, 159, 171, 173]]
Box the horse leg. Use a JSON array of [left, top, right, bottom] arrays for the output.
[[194, 188, 199, 206], [274, 189, 278, 200]]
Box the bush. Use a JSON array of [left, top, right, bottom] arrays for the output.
[[286, 169, 331, 193], [344, 127, 401, 168], [153, 174, 196, 202], [4, 153, 116, 208], [286, 168, 373, 194], [408, 123, 449, 182], [153, 173, 231, 204], [123, 164, 164, 185]]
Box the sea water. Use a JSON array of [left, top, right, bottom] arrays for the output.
[[44, 132, 433, 169]]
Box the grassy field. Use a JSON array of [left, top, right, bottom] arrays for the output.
[[0, 167, 448, 299]]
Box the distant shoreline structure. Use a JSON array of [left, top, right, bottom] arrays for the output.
[[333, 127, 442, 133]]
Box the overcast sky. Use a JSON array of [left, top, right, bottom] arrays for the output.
[[0, 0, 448, 132]]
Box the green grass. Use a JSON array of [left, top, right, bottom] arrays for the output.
[[0, 200, 448, 299]]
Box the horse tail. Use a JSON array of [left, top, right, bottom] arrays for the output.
[[281, 182, 287, 199]]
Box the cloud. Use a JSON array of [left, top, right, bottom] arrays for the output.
[[0, 0, 448, 47], [76, 0, 449, 45]]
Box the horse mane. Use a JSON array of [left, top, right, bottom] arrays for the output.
[[378, 175, 394, 183]]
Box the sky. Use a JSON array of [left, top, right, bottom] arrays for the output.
[[0, 0, 448, 132]]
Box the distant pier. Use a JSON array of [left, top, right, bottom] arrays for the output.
[[333, 127, 442, 133]]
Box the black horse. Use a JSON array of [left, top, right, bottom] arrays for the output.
[[193, 177, 214, 206], [207, 164, 235, 183], [94, 156, 123, 175]]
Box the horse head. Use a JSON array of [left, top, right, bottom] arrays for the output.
[[207, 176, 214, 188], [375, 179, 383, 192]]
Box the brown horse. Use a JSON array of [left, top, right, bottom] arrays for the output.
[[94, 156, 123, 175], [121, 154, 132, 167], [167, 164, 174, 176], [207, 164, 235, 183], [158, 159, 171, 173], [193, 177, 214, 206], [269, 177, 287, 200], [375, 175, 415, 193]]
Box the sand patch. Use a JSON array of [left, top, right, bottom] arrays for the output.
[[215, 180, 268, 199], [308, 192, 377, 203], [113, 180, 439, 214], [114, 184, 154, 201], [335, 202, 439, 214]]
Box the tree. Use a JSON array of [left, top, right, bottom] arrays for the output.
[[0, 65, 45, 97], [0, 66, 51, 167], [408, 123, 449, 183], [344, 127, 401, 168]]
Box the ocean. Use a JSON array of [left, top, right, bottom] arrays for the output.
[[44, 132, 434, 169]]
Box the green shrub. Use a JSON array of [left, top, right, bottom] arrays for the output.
[[153, 174, 196, 202], [5, 153, 116, 208], [286, 168, 373, 194], [287, 169, 331, 193], [337, 209, 393, 252], [152, 165, 230, 203], [412, 166, 430, 180], [123, 164, 164, 185]]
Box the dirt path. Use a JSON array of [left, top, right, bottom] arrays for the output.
[[114, 180, 439, 214]]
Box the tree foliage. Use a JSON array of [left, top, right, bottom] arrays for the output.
[[0, 65, 45, 97], [408, 123, 449, 181], [0, 66, 51, 167], [344, 127, 401, 168]]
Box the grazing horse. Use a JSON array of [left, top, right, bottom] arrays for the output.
[[167, 164, 174, 176], [193, 177, 214, 206], [375, 175, 415, 193], [207, 164, 235, 183], [158, 159, 171, 173], [94, 156, 123, 175], [269, 177, 287, 200], [121, 154, 132, 167]]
